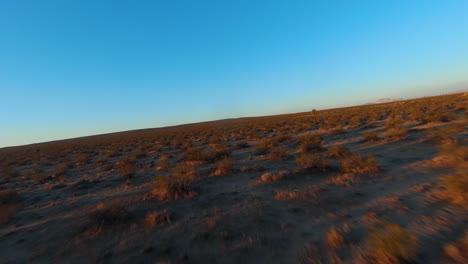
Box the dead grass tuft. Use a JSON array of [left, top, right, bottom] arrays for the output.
[[144, 209, 172, 227]]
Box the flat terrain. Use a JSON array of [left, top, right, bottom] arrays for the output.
[[1, 93, 467, 264]]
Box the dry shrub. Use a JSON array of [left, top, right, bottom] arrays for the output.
[[438, 166, 468, 207], [298, 134, 324, 153], [185, 148, 216, 164], [134, 149, 147, 159], [444, 231, 468, 263], [147, 175, 196, 201], [425, 123, 464, 144], [341, 153, 380, 175], [212, 157, 233, 176], [117, 158, 136, 177], [86, 202, 129, 232], [31, 173, 51, 183], [0, 167, 19, 181], [275, 186, 320, 203], [255, 170, 289, 184], [326, 173, 358, 187], [173, 162, 199, 181], [234, 140, 250, 149], [327, 227, 346, 249], [363, 132, 380, 142], [296, 153, 328, 170], [435, 143, 468, 166], [364, 222, 419, 264], [0, 189, 20, 225], [329, 126, 345, 135], [269, 146, 288, 160], [386, 127, 408, 141], [156, 155, 170, 170], [75, 153, 90, 164], [328, 145, 351, 159], [384, 115, 404, 129], [255, 139, 273, 155], [144, 209, 171, 227]]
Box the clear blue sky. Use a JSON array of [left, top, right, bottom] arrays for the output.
[[1, 0, 467, 148]]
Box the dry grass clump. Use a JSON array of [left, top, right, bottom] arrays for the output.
[[212, 157, 233, 176], [86, 202, 129, 232], [234, 140, 250, 149], [363, 222, 419, 264], [31, 173, 51, 183], [298, 134, 324, 153], [341, 153, 380, 175], [438, 166, 468, 207], [296, 153, 329, 170], [117, 158, 136, 177], [275, 186, 320, 203], [328, 145, 351, 159], [255, 139, 274, 155], [384, 115, 404, 129], [326, 227, 346, 249], [425, 123, 464, 144], [184, 148, 216, 164], [444, 231, 468, 263], [172, 162, 199, 181], [386, 127, 408, 141], [255, 170, 289, 184], [0, 189, 20, 225], [363, 132, 380, 142], [156, 155, 170, 171], [269, 146, 288, 160], [0, 167, 19, 181], [433, 143, 468, 167], [75, 153, 90, 164], [147, 175, 197, 201], [134, 149, 147, 159], [144, 209, 172, 228]]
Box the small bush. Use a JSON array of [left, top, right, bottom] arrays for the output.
[[173, 163, 199, 181], [0, 167, 19, 181], [275, 186, 320, 202], [32, 173, 51, 183], [439, 167, 468, 207], [0, 189, 20, 225], [87, 202, 129, 232], [255, 170, 289, 184], [212, 157, 233, 176], [269, 146, 288, 160], [148, 175, 196, 201], [341, 153, 380, 175], [296, 153, 328, 170], [426, 124, 465, 144], [144, 209, 171, 227], [298, 134, 324, 153], [365, 222, 419, 263], [328, 145, 351, 159], [363, 132, 380, 142], [134, 149, 147, 159], [118, 158, 136, 177], [157, 155, 170, 170], [435, 143, 468, 167], [75, 153, 90, 164], [234, 141, 250, 149], [327, 227, 346, 249], [255, 139, 273, 155], [444, 232, 468, 263], [386, 127, 408, 141]]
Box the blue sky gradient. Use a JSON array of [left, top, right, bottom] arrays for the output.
[[1, 0, 468, 147]]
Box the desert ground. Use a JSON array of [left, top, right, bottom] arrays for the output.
[[1, 92, 467, 264]]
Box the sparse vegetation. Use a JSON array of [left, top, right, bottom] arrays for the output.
[[365, 222, 419, 264], [341, 153, 380, 175]]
